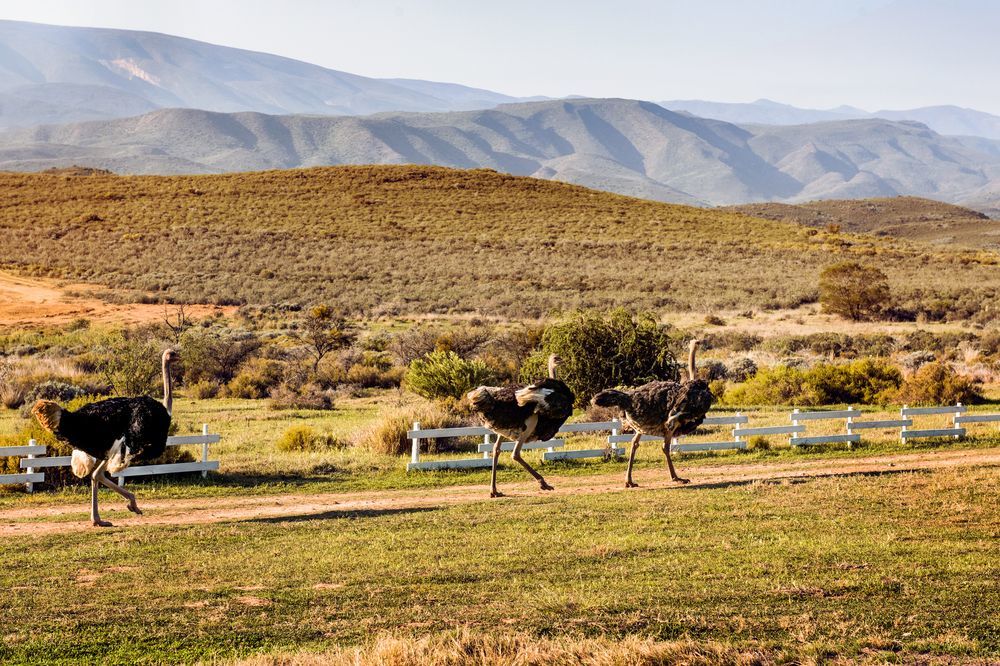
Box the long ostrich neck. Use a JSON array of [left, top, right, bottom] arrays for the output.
[[687, 344, 697, 382], [548, 357, 558, 379], [162, 356, 174, 416]]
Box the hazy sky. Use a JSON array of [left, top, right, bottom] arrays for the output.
[[3, 0, 998, 113]]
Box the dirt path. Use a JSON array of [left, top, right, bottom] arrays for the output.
[[0, 270, 233, 328], [3, 447, 998, 537]]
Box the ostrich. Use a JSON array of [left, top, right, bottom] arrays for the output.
[[466, 354, 574, 497], [31, 349, 179, 527], [592, 339, 714, 487]]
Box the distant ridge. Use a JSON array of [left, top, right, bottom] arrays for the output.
[[2, 98, 998, 211], [0, 19, 541, 128]]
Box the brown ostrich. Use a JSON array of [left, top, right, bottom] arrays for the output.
[[466, 354, 574, 497], [31, 349, 179, 527], [592, 339, 714, 487]]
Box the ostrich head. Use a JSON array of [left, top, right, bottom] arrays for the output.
[[31, 400, 62, 433], [547, 354, 563, 379], [162, 348, 180, 366]]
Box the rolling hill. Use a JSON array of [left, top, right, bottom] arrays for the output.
[[725, 197, 1000, 249], [0, 20, 539, 128], [0, 165, 996, 318], [2, 98, 999, 210]]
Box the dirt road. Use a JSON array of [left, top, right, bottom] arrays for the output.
[[0, 270, 233, 327], [3, 447, 997, 537]]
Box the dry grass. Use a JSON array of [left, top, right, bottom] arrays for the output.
[[0, 166, 997, 317], [232, 630, 779, 666]]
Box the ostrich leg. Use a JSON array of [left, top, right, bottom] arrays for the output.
[[89, 460, 113, 527], [489, 433, 504, 498], [624, 431, 642, 488], [97, 472, 142, 515], [661, 426, 689, 484], [509, 413, 553, 492]]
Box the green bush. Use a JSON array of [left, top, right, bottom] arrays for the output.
[[225, 359, 285, 399], [189, 380, 221, 400], [894, 362, 982, 406], [522, 308, 679, 407], [405, 351, 495, 402], [725, 359, 902, 406], [275, 426, 348, 452]]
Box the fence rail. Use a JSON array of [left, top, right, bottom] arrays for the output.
[[406, 403, 1000, 472], [1, 425, 220, 492]]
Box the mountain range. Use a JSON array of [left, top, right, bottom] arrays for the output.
[[3, 98, 999, 211], [1, 19, 999, 213], [0, 19, 543, 128], [661, 99, 1000, 141]]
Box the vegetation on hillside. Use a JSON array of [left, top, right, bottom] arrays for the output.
[[1, 166, 998, 318]]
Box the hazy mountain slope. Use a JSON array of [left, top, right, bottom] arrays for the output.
[[725, 196, 1000, 248], [2, 98, 999, 210], [0, 20, 539, 127], [662, 99, 1000, 141], [0, 83, 158, 128]]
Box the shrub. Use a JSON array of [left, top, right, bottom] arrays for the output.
[[181, 328, 261, 385], [275, 426, 348, 452], [269, 383, 335, 411], [92, 333, 163, 396], [189, 380, 221, 400], [522, 308, 679, 407], [894, 362, 982, 406], [225, 359, 285, 399], [819, 262, 890, 321], [701, 330, 761, 352], [725, 359, 902, 406], [405, 351, 495, 403], [346, 364, 405, 389], [698, 360, 728, 381], [727, 357, 758, 382], [355, 405, 468, 456], [704, 314, 726, 326]]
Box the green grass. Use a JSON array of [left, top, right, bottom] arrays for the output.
[[3, 396, 1000, 508], [1, 465, 997, 664]]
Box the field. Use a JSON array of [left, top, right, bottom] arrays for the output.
[[2, 165, 1000, 664], [2, 447, 998, 664], [1, 166, 998, 318]]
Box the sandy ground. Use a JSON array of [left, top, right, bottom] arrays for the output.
[[0, 270, 233, 328], [2, 447, 997, 537]]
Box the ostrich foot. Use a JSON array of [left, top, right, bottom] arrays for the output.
[[539, 481, 554, 491], [625, 480, 639, 488], [672, 476, 690, 485], [92, 519, 113, 528], [126, 500, 142, 515], [490, 490, 505, 498]]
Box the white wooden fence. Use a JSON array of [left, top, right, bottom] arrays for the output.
[[0, 425, 220, 492], [406, 404, 1000, 472]]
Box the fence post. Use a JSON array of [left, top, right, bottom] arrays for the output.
[[201, 424, 210, 478], [846, 405, 855, 449], [610, 420, 620, 456], [791, 408, 800, 448], [25, 438, 36, 493], [734, 412, 743, 448], [954, 403, 963, 440], [483, 432, 491, 459], [900, 405, 908, 442], [411, 421, 421, 465]]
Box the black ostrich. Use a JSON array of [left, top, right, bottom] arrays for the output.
[[31, 349, 179, 527], [592, 339, 714, 487], [466, 354, 574, 497]]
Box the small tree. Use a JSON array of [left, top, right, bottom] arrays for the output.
[[521, 308, 679, 407], [301, 305, 355, 374], [405, 350, 495, 403], [181, 328, 261, 385], [819, 262, 890, 321]]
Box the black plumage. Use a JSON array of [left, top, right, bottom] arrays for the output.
[[39, 396, 170, 466], [466, 355, 574, 497], [592, 340, 715, 486], [31, 348, 179, 527]]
